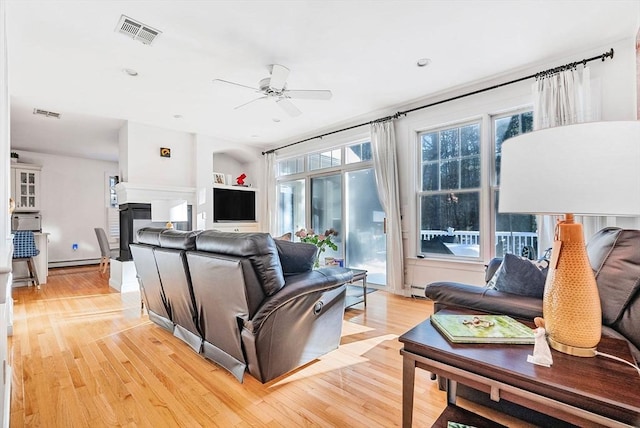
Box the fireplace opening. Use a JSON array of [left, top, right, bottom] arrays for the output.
[[118, 203, 193, 261]]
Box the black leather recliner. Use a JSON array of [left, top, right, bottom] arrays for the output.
[[131, 228, 352, 383], [425, 227, 640, 362], [130, 228, 174, 332], [154, 229, 202, 352]]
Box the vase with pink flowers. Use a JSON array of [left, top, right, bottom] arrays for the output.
[[295, 227, 339, 268]]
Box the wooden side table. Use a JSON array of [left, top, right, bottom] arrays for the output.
[[399, 309, 640, 427]]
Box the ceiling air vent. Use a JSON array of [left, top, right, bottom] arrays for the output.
[[115, 15, 161, 46], [33, 108, 61, 119]]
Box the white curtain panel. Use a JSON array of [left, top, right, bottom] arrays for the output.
[[263, 152, 277, 234], [533, 67, 591, 129], [371, 120, 404, 293], [532, 67, 603, 249]]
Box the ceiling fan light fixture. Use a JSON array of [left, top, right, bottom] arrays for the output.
[[216, 64, 332, 117]]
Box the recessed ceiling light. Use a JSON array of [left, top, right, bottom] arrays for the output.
[[416, 58, 431, 67], [272, 118, 281, 123], [251, 134, 259, 138], [173, 114, 183, 119], [123, 68, 138, 76]]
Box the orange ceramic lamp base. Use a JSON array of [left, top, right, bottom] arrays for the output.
[[542, 214, 601, 357]]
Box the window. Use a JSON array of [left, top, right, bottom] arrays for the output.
[[345, 141, 372, 164], [276, 179, 305, 237], [277, 157, 304, 177], [493, 111, 537, 258], [106, 174, 120, 242], [108, 175, 119, 208], [418, 122, 481, 257], [417, 111, 538, 260], [308, 148, 341, 171]]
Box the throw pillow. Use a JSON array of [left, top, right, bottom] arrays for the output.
[[486, 253, 549, 298], [275, 239, 317, 275]]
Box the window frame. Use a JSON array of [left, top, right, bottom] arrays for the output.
[[416, 118, 484, 260], [490, 108, 536, 257]]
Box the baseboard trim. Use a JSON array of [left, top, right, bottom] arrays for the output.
[[49, 259, 101, 268]]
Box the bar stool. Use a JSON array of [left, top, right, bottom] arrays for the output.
[[12, 231, 40, 289]]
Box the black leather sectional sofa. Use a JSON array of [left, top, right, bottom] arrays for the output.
[[130, 227, 352, 383]]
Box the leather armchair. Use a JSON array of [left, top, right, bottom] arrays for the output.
[[425, 227, 640, 362]]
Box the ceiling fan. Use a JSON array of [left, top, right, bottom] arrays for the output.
[[213, 64, 332, 117]]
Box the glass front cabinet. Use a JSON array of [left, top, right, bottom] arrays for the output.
[[11, 164, 41, 212]]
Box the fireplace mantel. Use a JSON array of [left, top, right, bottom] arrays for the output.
[[115, 182, 196, 205]]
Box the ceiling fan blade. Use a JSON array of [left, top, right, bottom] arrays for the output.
[[213, 79, 258, 91], [284, 89, 332, 100], [269, 64, 290, 91], [277, 98, 302, 117], [234, 96, 267, 110]]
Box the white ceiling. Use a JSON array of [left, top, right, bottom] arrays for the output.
[[6, 0, 640, 163]]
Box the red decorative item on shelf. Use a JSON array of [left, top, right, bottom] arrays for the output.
[[236, 173, 247, 185]]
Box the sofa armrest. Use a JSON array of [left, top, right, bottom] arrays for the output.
[[425, 281, 543, 321], [245, 267, 352, 332]]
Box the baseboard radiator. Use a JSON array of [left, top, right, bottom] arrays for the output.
[[410, 284, 426, 299]]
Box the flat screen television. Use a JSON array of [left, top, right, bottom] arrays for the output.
[[213, 187, 256, 222]]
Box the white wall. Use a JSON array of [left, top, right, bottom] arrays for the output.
[[121, 122, 196, 188], [11, 150, 117, 264]]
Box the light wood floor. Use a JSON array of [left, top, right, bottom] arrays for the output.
[[8, 266, 529, 427]]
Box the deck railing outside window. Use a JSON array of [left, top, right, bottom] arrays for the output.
[[420, 230, 537, 257]]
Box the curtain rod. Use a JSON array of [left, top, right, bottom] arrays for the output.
[[262, 48, 614, 155]]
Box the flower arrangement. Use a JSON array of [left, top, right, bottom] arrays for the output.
[[295, 227, 339, 268]]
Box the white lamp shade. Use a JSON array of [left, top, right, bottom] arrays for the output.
[[151, 199, 188, 222], [499, 121, 640, 216]]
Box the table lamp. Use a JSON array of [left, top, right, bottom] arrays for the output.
[[151, 199, 188, 229], [499, 121, 640, 357]]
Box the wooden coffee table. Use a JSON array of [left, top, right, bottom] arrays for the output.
[[399, 309, 640, 427]]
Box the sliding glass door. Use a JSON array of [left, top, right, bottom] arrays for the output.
[[309, 168, 386, 285], [276, 141, 387, 286], [310, 174, 343, 261], [345, 168, 385, 285]]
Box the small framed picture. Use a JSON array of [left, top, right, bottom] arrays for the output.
[[213, 172, 226, 185]]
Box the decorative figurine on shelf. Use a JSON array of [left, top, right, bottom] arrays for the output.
[[527, 317, 553, 367], [236, 173, 247, 186]]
